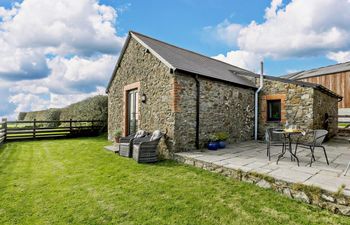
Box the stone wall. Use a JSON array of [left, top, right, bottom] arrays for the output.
[[258, 78, 314, 138], [173, 72, 255, 151], [108, 38, 176, 157], [313, 89, 338, 137], [174, 154, 350, 216]]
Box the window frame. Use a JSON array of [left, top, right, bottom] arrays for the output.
[[266, 99, 282, 122]]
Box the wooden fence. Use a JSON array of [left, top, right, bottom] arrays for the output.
[[0, 118, 106, 142], [339, 115, 350, 128], [338, 115, 350, 137], [0, 118, 6, 145]]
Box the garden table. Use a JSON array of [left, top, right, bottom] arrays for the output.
[[273, 129, 304, 166]]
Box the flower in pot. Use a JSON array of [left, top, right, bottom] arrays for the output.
[[216, 132, 229, 149], [207, 134, 219, 150], [114, 128, 122, 143]]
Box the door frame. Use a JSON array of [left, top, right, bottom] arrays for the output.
[[123, 82, 141, 136]]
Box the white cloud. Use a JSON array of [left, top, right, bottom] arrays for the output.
[[8, 86, 106, 117], [209, 0, 350, 61], [213, 50, 262, 72], [48, 55, 116, 84], [264, 0, 283, 20], [0, 0, 124, 119], [9, 93, 50, 114], [7, 53, 115, 116], [10, 83, 49, 95], [49, 86, 106, 108], [0, 39, 50, 80], [203, 19, 242, 47], [1, 0, 125, 56], [11, 54, 116, 95], [326, 51, 350, 63]]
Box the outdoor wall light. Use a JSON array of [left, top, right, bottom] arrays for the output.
[[141, 94, 147, 103]]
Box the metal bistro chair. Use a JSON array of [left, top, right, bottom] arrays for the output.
[[119, 130, 147, 158], [266, 127, 287, 161], [294, 129, 329, 166], [133, 130, 163, 163]]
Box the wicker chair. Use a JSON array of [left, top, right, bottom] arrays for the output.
[[294, 129, 329, 166], [119, 130, 147, 158], [266, 128, 286, 161], [133, 130, 163, 163]]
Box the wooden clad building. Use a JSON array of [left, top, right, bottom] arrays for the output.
[[283, 62, 350, 108]]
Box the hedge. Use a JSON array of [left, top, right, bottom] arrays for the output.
[[18, 95, 108, 125], [59, 95, 108, 122]]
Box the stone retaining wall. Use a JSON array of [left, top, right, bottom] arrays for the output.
[[173, 154, 350, 216]]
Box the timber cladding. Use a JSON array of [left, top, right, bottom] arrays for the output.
[[300, 71, 350, 108]]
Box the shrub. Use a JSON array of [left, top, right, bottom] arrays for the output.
[[22, 109, 61, 127], [114, 128, 122, 137], [59, 95, 108, 122], [208, 134, 219, 142], [17, 95, 108, 128], [17, 112, 27, 121], [215, 132, 229, 141]]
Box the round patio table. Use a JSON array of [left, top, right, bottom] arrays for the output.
[[273, 129, 303, 166]]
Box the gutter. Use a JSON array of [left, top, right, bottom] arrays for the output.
[[254, 62, 264, 140]]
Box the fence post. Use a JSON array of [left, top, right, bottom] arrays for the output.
[[33, 119, 36, 139], [2, 118, 7, 141], [70, 119, 72, 134]]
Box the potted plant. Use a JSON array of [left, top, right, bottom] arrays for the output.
[[114, 128, 122, 143], [207, 134, 219, 150], [216, 132, 229, 148]]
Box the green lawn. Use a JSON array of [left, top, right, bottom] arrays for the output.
[[0, 136, 349, 225], [339, 123, 350, 128]]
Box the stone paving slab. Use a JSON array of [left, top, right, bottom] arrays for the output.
[[195, 154, 233, 163], [175, 140, 350, 196], [303, 174, 350, 193], [104, 145, 119, 153]]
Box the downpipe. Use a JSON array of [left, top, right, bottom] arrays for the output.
[[254, 62, 264, 140]]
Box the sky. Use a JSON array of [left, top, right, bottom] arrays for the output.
[[1, 0, 350, 120]]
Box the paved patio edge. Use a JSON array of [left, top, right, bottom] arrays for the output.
[[173, 153, 350, 216]]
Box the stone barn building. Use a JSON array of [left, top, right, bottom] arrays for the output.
[[283, 62, 350, 111], [106, 31, 342, 157]]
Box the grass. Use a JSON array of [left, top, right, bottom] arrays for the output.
[[0, 136, 350, 225], [338, 123, 350, 128]]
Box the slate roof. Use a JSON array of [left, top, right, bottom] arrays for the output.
[[105, 31, 342, 99], [106, 31, 257, 92], [282, 61, 350, 80], [248, 73, 342, 99]]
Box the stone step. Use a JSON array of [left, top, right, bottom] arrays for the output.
[[332, 136, 350, 143]]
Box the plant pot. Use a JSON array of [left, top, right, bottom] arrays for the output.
[[218, 141, 226, 149], [208, 141, 219, 150], [114, 136, 120, 143]]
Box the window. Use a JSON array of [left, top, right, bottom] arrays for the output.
[[267, 100, 281, 122]]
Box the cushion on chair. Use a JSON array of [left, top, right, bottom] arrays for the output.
[[134, 130, 146, 138], [150, 130, 162, 141]]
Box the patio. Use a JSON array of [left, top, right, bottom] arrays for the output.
[[175, 139, 350, 196]]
